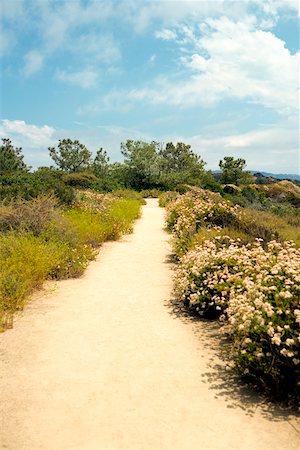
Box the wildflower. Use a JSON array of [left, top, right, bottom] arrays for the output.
[[271, 335, 281, 346]]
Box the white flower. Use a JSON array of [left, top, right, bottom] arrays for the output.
[[271, 335, 281, 346]]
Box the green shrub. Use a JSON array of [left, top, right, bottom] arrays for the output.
[[63, 208, 111, 247], [63, 172, 99, 188], [0, 170, 75, 204], [139, 189, 162, 198]]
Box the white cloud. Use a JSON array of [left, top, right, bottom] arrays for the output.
[[155, 28, 177, 40], [35, 0, 114, 53], [111, 17, 299, 115], [0, 119, 55, 147], [0, 119, 57, 168], [55, 68, 99, 88], [181, 119, 300, 173], [13, 1, 118, 78], [120, 0, 299, 33], [0, 1, 25, 55], [23, 50, 44, 76]]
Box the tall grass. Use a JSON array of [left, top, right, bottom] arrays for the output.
[[0, 233, 66, 327], [0, 194, 142, 330]]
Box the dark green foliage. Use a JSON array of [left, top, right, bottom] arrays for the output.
[[121, 140, 160, 190], [219, 156, 251, 185], [120, 139, 207, 191], [158, 142, 206, 189], [0, 138, 29, 173], [92, 148, 110, 178], [49, 139, 92, 172], [63, 172, 99, 188], [159, 142, 205, 174], [0, 169, 75, 204], [201, 171, 224, 193]]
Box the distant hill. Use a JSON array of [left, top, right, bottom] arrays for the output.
[[212, 170, 300, 182], [252, 172, 300, 182]]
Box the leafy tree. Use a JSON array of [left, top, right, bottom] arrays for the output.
[[219, 156, 250, 185], [121, 140, 160, 189], [158, 142, 206, 188], [159, 142, 202, 173], [0, 138, 29, 173], [106, 162, 129, 189], [92, 147, 110, 178], [49, 139, 92, 172]]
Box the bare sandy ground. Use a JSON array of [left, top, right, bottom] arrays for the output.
[[0, 199, 299, 450]]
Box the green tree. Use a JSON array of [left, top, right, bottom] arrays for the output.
[[219, 156, 249, 185], [0, 138, 29, 173], [159, 142, 206, 188], [121, 140, 160, 189], [92, 147, 110, 178], [49, 139, 92, 172]]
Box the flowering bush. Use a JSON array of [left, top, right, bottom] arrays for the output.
[[174, 236, 300, 403], [174, 236, 246, 318], [166, 190, 242, 255], [168, 189, 300, 404], [165, 189, 284, 257], [223, 240, 300, 401]]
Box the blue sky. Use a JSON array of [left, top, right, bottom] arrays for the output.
[[1, 0, 299, 173]]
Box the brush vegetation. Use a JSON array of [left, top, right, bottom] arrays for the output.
[[0, 192, 141, 330], [165, 187, 300, 406]]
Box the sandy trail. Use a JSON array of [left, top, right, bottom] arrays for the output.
[[0, 199, 299, 450]]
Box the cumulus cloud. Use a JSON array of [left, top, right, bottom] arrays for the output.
[[55, 68, 99, 88], [0, 119, 55, 147], [108, 16, 298, 115], [0, 119, 57, 168]]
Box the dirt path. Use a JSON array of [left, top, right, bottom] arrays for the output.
[[0, 199, 299, 450]]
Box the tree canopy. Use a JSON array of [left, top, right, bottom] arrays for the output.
[[49, 139, 92, 172], [219, 156, 250, 185], [158, 142, 206, 188], [0, 138, 29, 173], [120, 139, 206, 189], [121, 140, 160, 190], [92, 148, 110, 178]]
